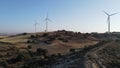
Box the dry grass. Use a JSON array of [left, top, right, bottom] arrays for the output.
[[23, 40, 98, 55], [0, 35, 30, 44], [96, 41, 120, 68], [0, 32, 98, 55], [0, 36, 7, 38]]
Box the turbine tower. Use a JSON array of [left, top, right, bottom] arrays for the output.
[[34, 20, 39, 33], [44, 13, 52, 32], [103, 11, 118, 34]]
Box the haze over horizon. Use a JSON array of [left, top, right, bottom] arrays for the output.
[[1, 0, 120, 33]]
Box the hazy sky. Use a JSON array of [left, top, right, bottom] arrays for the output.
[[0, 0, 120, 33]]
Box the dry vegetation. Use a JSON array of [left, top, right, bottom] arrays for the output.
[[0, 30, 120, 68], [97, 40, 120, 68], [0, 30, 98, 55], [0, 30, 99, 67], [0, 31, 120, 68]]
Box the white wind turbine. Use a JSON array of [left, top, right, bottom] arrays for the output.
[[34, 20, 39, 33], [103, 11, 118, 34], [44, 13, 52, 32]]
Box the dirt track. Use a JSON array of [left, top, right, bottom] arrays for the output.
[[85, 41, 114, 68]]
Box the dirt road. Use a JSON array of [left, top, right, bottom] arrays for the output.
[[85, 41, 113, 68]]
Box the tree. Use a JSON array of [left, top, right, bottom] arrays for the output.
[[57, 53, 62, 58], [22, 33, 27, 35], [30, 35, 35, 38], [16, 54, 23, 61], [36, 48, 48, 57], [42, 33, 48, 37], [69, 48, 75, 53]]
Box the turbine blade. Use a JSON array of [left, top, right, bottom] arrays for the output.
[[44, 18, 53, 23], [47, 18, 53, 22], [44, 12, 54, 23], [110, 12, 119, 16], [103, 11, 109, 15]]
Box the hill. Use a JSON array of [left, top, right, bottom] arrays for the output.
[[0, 30, 120, 68], [96, 40, 120, 68], [0, 30, 98, 55], [0, 30, 99, 67]]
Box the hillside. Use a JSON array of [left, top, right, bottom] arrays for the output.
[[85, 40, 120, 68], [0, 30, 120, 68], [97, 41, 120, 68], [0, 30, 99, 68], [0, 30, 98, 55]]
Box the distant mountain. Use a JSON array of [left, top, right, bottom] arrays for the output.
[[0, 33, 9, 36], [0, 33, 19, 36]]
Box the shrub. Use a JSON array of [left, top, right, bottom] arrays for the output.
[[57, 53, 62, 58], [28, 45, 32, 49], [69, 48, 75, 53], [115, 39, 120, 42], [36, 48, 48, 56], [58, 37, 68, 42], [30, 35, 35, 38], [49, 37, 55, 41], [16, 54, 23, 61], [22, 33, 27, 35], [27, 40, 31, 43], [7, 58, 20, 64], [62, 39, 68, 42], [44, 40, 51, 44], [42, 33, 48, 37]]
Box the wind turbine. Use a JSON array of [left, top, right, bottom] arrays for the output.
[[34, 20, 39, 33], [44, 13, 52, 32], [103, 11, 118, 34]]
